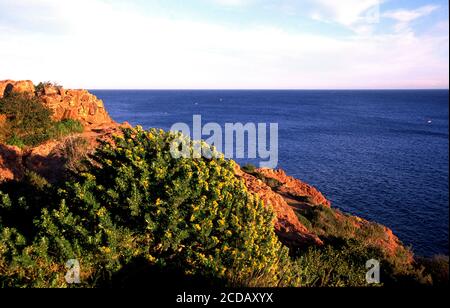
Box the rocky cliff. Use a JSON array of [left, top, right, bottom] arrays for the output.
[[0, 80, 113, 125], [235, 165, 324, 248], [0, 80, 413, 263], [0, 80, 125, 182], [0, 80, 35, 98], [257, 168, 331, 207], [236, 165, 410, 260]]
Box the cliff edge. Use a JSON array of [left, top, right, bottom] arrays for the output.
[[0, 80, 127, 182], [0, 80, 113, 125], [0, 80, 413, 264]]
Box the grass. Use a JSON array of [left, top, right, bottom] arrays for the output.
[[0, 93, 84, 148], [48, 119, 84, 140], [241, 163, 282, 189], [292, 240, 382, 287], [242, 163, 257, 174], [2, 119, 84, 148], [296, 213, 313, 230], [298, 205, 395, 254], [58, 136, 90, 173], [6, 135, 26, 149]]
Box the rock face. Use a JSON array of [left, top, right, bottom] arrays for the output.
[[40, 87, 113, 125], [0, 80, 414, 263], [0, 144, 23, 181], [258, 168, 331, 207], [235, 165, 323, 248], [0, 123, 124, 183], [0, 80, 113, 125], [240, 166, 412, 260], [0, 80, 119, 183], [0, 80, 35, 98]]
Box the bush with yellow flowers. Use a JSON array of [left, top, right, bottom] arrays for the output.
[[0, 126, 296, 287]]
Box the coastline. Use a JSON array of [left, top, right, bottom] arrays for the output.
[[0, 80, 448, 287]]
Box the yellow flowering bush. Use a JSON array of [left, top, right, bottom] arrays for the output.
[[0, 126, 295, 287], [76, 126, 295, 286]]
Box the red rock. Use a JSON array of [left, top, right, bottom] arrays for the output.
[[44, 85, 59, 96], [38, 86, 113, 125], [235, 164, 323, 248], [0, 80, 35, 98], [0, 121, 125, 183], [121, 121, 132, 129], [257, 168, 331, 207], [88, 103, 97, 115], [81, 94, 90, 102], [0, 80, 116, 182], [0, 80, 415, 266], [0, 144, 24, 182], [0, 114, 6, 127]]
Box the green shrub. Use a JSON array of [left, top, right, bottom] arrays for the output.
[[240, 166, 283, 189], [0, 126, 295, 287], [5, 135, 25, 149], [305, 206, 357, 239], [242, 163, 257, 174], [296, 213, 313, 230], [57, 136, 90, 173], [293, 240, 381, 287], [23, 170, 50, 190], [417, 255, 449, 286], [292, 239, 433, 287], [262, 177, 282, 189], [49, 119, 84, 140], [34, 81, 61, 96], [0, 93, 84, 147], [299, 205, 380, 243], [0, 126, 444, 288], [293, 204, 435, 286], [292, 195, 315, 203], [34, 82, 51, 96], [254, 173, 282, 189], [0, 93, 53, 147]]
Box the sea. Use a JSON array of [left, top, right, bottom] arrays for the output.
[[91, 89, 449, 256]]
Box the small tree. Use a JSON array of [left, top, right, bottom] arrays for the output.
[[0, 93, 53, 146]]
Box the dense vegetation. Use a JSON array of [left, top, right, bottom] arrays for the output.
[[242, 164, 448, 287], [293, 195, 448, 286], [0, 93, 447, 287], [0, 127, 299, 287], [0, 93, 83, 147]]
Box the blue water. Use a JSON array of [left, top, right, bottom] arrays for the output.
[[91, 90, 449, 256]]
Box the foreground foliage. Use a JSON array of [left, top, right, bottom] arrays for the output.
[[0, 127, 295, 287], [0, 126, 447, 288], [292, 202, 441, 286]]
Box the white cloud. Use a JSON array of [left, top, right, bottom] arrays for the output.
[[211, 0, 254, 7], [0, 0, 448, 89], [309, 0, 382, 27], [384, 5, 439, 23], [383, 5, 439, 33]]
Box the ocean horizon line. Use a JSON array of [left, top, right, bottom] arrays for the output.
[[88, 88, 450, 91]]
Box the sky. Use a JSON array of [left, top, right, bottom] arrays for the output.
[[0, 0, 448, 89]]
